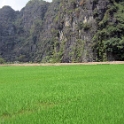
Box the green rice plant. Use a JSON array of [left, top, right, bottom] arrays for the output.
[[0, 64, 124, 124]]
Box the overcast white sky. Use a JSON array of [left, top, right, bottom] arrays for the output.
[[0, 0, 52, 11]]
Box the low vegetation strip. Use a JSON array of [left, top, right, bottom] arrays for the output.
[[0, 61, 124, 66], [0, 65, 124, 124]]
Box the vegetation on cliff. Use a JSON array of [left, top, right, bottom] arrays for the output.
[[0, 0, 124, 63]]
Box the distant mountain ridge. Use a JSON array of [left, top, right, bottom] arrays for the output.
[[0, 0, 124, 63]]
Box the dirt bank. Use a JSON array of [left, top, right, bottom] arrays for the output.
[[0, 61, 124, 66]]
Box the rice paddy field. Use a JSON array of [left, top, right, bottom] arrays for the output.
[[0, 64, 124, 124]]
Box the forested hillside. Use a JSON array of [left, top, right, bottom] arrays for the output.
[[0, 0, 124, 63]]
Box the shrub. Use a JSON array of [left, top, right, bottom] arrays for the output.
[[0, 57, 5, 64]]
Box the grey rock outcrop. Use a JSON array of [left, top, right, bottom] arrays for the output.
[[0, 0, 124, 62]]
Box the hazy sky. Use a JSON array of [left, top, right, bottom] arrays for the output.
[[0, 0, 52, 11]]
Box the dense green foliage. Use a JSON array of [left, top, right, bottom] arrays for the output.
[[0, 57, 5, 64], [93, 0, 124, 61], [0, 65, 124, 123]]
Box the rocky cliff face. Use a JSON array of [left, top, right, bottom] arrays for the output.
[[0, 0, 124, 63]]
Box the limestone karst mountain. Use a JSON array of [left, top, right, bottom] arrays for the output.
[[0, 0, 124, 63]]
